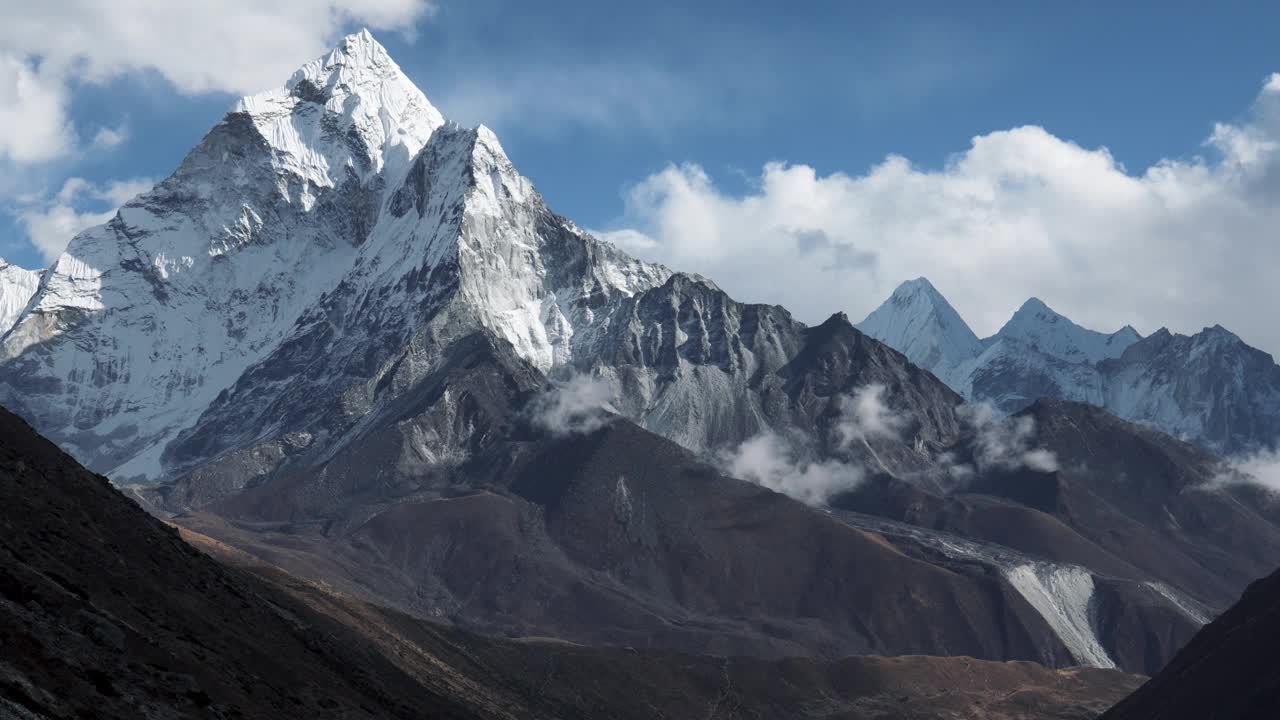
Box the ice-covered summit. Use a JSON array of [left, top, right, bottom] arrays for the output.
[[857, 277, 983, 378], [233, 29, 443, 186]]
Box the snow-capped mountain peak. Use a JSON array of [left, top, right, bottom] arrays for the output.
[[857, 277, 982, 378], [232, 29, 442, 189], [0, 31, 670, 481], [992, 297, 1140, 364]]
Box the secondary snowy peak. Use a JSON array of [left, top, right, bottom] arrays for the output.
[[857, 277, 982, 377], [379, 120, 671, 372], [0, 259, 40, 335], [992, 297, 1140, 364]]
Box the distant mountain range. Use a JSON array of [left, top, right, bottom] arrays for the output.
[[859, 277, 1280, 455], [1, 30, 1279, 691]]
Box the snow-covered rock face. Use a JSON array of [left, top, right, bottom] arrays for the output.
[[0, 259, 40, 335], [1100, 327, 1280, 454], [993, 298, 1139, 365], [863, 279, 1280, 454]]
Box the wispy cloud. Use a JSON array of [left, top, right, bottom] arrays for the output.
[[835, 384, 907, 447], [959, 402, 1059, 474], [1208, 449, 1280, 494], [529, 373, 617, 436], [724, 384, 906, 506], [436, 63, 711, 138], [90, 123, 130, 150], [723, 431, 864, 507]]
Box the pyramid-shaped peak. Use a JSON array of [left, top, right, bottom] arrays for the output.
[[281, 28, 431, 109], [298, 29, 397, 85], [1008, 297, 1068, 325], [226, 28, 444, 183], [883, 278, 968, 321], [857, 277, 982, 375], [339, 28, 389, 60], [893, 277, 944, 299], [1014, 296, 1057, 315]]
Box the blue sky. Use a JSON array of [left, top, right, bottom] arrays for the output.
[[3, 1, 1280, 350]]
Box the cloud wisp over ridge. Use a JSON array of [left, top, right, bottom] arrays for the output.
[[529, 373, 618, 437], [723, 385, 906, 507]]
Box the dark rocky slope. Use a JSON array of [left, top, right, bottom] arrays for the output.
[[177, 417, 1075, 665], [0, 405, 1143, 719]]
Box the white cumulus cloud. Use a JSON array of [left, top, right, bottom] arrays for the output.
[[600, 72, 1280, 357], [0, 54, 76, 165]]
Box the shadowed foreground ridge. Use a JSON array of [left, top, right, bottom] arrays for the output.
[[0, 405, 1143, 719], [1101, 565, 1280, 720]]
